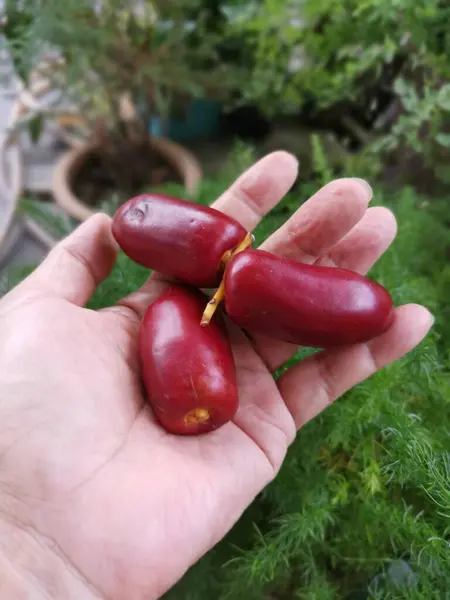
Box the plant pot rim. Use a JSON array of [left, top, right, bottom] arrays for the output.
[[52, 135, 203, 222]]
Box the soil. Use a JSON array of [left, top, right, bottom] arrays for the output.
[[71, 142, 182, 210]]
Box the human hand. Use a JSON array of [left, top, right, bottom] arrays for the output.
[[0, 152, 433, 600]]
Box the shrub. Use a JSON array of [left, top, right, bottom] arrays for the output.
[[1, 0, 252, 200], [234, 0, 450, 185]]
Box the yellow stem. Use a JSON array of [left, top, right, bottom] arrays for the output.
[[200, 233, 253, 327], [200, 278, 226, 327]]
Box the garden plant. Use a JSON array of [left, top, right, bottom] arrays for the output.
[[0, 0, 449, 597]]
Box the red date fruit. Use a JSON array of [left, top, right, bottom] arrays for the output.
[[139, 286, 238, 435], [224, 249, 394, 348], [112, 193, 248, 288]]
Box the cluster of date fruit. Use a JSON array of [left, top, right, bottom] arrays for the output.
[[112, 193, 394, 436]]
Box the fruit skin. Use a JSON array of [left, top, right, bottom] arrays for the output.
[[224, 249, 395, 348], [139, 286, 239, 435], [112, 193, 247, 288]]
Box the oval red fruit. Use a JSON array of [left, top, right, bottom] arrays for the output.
[[139, 286, 239, 435], [224, 249, 395, 348], [112, 193, 248, 288]]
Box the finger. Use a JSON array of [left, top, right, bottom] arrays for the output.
[[261, 178, 372, 262], [110, 271, 170, 322], [22, 213, 117, 306], [250, 179, 374, 371], [319, 206, 397, 272], [277, 305, 433, 429], [227, 321, 296, 472], [212, 151, 299, 231], [252, 206, 398, 371]]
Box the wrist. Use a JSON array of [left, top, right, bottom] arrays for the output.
[[0, 510, 101, 600]]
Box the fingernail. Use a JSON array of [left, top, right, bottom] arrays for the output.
[[351, 177, 373, 198], [274, 150, 300, 171], [418, 308, 435, 330]]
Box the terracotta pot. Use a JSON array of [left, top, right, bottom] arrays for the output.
[[52, 136, 203, 222]]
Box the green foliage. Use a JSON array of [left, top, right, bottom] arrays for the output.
[[311, 133, 334, 186], [18, 198, 76, 237], [371, 80, 450, 183], [88, 250, 150, 311], [4, 0, 249, 126], [64, 173, 450, 600], [0, 263, 34, 296], [235, 0, 450, 182], [238, 0, 450, 110], [26, 114, 44, 144], [0, 5, 34, 80], [162, 184, 448, 599], [3, 147, 450, 598]]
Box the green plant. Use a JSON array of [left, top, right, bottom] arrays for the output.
[[8, 0, 246, 119], [371, 79, 450, 184], [3, 0, 249, 195], [161, 185, 450, 600], [311, 133, 334, 186], [234, 0, 450, 184], [5, 150, 450, 599]]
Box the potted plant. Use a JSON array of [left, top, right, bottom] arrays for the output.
[[147, 0, 262, 143], [6, 0, 247, 221]]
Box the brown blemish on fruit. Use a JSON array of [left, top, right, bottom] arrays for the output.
[[184, 408, 211, 425]]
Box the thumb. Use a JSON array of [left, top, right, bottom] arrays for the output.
[[21, 213, 118, 306]]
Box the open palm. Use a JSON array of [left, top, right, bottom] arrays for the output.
[[0, 153, 432, 600]]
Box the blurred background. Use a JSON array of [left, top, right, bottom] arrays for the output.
[[0, 2, 449, 599]]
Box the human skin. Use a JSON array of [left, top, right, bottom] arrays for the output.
[[0, 152, 433, 600]]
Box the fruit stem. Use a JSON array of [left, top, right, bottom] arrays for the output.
[[200, 279, 226, 327], [201, 233, 253, 326]]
